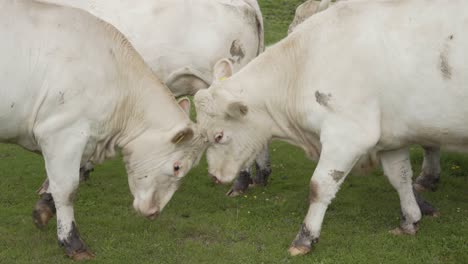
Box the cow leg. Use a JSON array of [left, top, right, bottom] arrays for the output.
[[414, 146, 441, 192], [380, 148, 422, 235], [79, 161, 94, 182], [37, 128, 94, 260], [226, 145, 272, 197], [226, 168, 252, 197], [288, 136, 370, 256], [413, 187, 439, 217], [252, 145, 272, 186], [33, 161, 94, 228]]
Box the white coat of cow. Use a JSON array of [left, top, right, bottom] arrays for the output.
[[0, 0, 205, 259], [195, 0, 464, 256], [289, 0, 442, 192]]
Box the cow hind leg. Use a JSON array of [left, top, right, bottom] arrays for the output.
[[380, 148, 422, 235], [414, 146, 441, 192], [413, 187, 439, 217]]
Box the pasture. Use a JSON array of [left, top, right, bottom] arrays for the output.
[[1, 0, 467, 263]]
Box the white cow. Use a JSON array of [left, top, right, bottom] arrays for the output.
[[195, 0, 464, 256], [0, 0, 205, 260], [39, 0, 270, 197], [41, 0, 264, 97], [289, 0, 442, 192]]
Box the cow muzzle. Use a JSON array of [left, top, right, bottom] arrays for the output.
[[133, 199, 160, 220]]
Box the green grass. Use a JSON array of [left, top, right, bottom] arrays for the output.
[[1, 0, 467, 263]]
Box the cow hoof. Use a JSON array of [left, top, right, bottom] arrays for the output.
[[389, 226, 417, 236], [414, 175, 439, 192], [32, 198, 55, 229], [32, 208, 53, 229], [413, 182, 431, 192], [70, 250, 95, 261], [288, 245, 310, 256], [226, 189, 243, 197], [427, 211, 440, 218]]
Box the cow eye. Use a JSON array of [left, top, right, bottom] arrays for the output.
[[173, 162, 181, 175], [214, 132, 224, 143]]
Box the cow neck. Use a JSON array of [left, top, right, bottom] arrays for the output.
[[105, 35, 190, 151], [227, 33, 311, 146]]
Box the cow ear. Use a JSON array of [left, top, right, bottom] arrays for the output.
[[213, 59, 233, 81], [171, 127, 194, 144], [177, 97, 191, 116], [226, 101, 248, 119]]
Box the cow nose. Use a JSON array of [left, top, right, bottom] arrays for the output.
[[147, 210, 160, 220], [209, 173, 222, 184]]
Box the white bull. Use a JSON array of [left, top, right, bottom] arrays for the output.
[[39, 0, 271, 197], [195, 0, 465, 256], [289, 0, 442, 192], [41, 0, 264, 97], [0, 0, 205, 260]]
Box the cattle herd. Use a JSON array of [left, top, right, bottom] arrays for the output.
[[0, 0, 466, 261]]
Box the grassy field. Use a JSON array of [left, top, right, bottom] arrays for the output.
[[1, 0, 467, 263]]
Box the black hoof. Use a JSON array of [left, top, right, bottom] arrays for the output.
[[413, 187, 439, 217], [227, 171, 252, 197], [60, 222, 94, 260], [414, 174, 440, 192]]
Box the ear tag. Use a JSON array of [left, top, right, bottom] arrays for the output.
[[174, 134, 184, 144], [220, 77, 227, 81]]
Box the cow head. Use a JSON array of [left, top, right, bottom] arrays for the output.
[[194, 59, 271, 184], [123, 98, 206, 219]]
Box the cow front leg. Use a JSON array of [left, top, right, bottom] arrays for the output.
[[380, 148, 422, 235], [226, 145, 272, 197], [37, 128, 94, 260], [33, 161, 94, 228], [226, 168, 252, 197], [414, 146, 441, 192], [253, 145, 271, 186], [289, 140, 368, 256]]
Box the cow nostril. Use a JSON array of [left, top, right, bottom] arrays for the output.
[[209, 173, 221, 184]]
